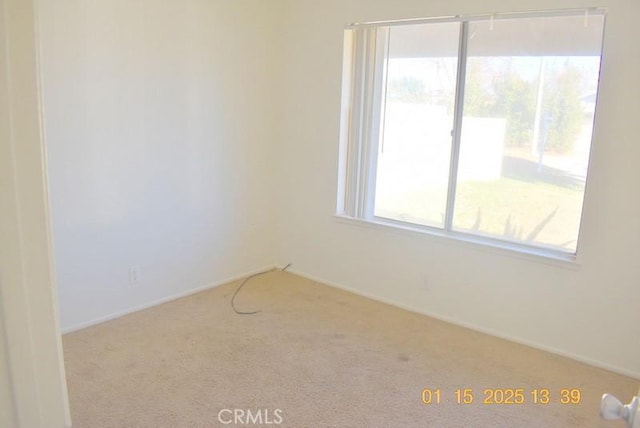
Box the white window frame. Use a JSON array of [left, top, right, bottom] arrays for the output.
[[337, 8, 606, 262]]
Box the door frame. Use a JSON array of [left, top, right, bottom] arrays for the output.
[[0, 0, 70, 426]]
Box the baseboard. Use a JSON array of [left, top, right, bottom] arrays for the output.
[[288, 267, 640, 381], [61, 264, 278, 334], [61, 264, 640, 380]]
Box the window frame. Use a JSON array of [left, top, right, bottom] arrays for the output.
[[337, 8, 607, 261]]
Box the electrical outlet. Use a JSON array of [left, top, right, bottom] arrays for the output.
[[129, 266, 140, 285]]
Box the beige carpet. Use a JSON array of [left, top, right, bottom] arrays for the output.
[[62, 271, 637, 427]]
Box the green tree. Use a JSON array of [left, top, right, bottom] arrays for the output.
[[463, 60, 495, 117], [491, 70, 536, 147], [542, 67, 584, 153], [462, 59, 537, 148]]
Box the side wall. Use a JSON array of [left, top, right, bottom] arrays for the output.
[[276, 0, 640, 377], [38, 0, 283, 331]]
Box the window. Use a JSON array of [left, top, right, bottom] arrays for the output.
[[338, 9, 606, 258]]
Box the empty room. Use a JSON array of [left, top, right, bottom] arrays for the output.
[[1, 0, 640, 427]]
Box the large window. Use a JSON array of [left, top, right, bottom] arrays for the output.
[[338, 9, 605, 257]]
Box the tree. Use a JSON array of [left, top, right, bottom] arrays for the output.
[[462, 58, 537, 148], [542, 67, 584, 153], [463, 60, 495, 117], [491, 69, 536, 147]]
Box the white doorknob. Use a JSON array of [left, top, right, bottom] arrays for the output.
[[600, 393, 639, 427]]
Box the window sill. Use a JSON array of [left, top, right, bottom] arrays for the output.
[[333, 214, 581, 270]]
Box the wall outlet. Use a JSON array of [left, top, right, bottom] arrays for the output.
[[129, 266, 140, 285]]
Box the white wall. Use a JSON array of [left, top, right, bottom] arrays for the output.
[[38, 0, 283, 331], [276, 0, 640, 377]]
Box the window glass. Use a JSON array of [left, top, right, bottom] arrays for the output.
[[340, 10, 606, 257], [453, 15, 604, 252], [374, 23, 460, 228]]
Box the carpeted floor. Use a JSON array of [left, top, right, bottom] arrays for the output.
[[62, 271, 637, 427]]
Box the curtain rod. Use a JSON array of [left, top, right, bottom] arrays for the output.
[[347, 7, 606, 29]]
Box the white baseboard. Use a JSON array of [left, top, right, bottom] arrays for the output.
[[61, 264, 640, 380], [61, 265, 278, 334], [288, 267, 640, 381]]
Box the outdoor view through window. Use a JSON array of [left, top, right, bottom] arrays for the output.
[[342, 10, 605, 255]]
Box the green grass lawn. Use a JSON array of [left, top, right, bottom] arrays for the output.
[[454, 177, 584, 251], [375, 176, 584, 252]]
